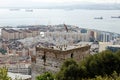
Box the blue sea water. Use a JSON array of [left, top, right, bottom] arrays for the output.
[[0, 9, 120, 33]]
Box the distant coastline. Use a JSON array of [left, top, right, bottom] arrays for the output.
[[0, 8, 120, 34], [0, 24, 119, 35], [0, 3, 120, 10]]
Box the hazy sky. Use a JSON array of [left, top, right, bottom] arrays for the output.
[[0, 0, 120, 7]]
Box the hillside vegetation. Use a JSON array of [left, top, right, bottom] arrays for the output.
[[36, 50, 120, 80]]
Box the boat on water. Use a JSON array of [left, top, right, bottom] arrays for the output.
[[94, 17, 103, 19], [111, 16, 120, 18], [9, 9, 20, 11], [64, 8, 74, 11], [25, 9, 33, 12]]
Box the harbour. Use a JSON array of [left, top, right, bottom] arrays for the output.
[[0, 9, 120, 33]]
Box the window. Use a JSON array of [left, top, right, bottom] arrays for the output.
[[71, 53, 73, 58]]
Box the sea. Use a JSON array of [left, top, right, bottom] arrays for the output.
[[0, 9, 120, 33]]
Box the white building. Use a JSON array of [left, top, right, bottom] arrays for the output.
[[44, 32, 90, 42], [8, 72, 31, 80], [99, 42, 113, 52]]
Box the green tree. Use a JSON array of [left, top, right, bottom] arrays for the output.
[[86, 71, 120, 80], [0, 67, 11, 80], [55, 50, 120, 80], [0, 48, 7, 55], [79, 50, 120, 78], [36, 72, 54, 80], [56, 59, 79, 80]]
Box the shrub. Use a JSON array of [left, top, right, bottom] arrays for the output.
[[36, 72, 54, 80]]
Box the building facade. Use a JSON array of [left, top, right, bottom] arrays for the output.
[[44, 32, 90, 42], [1, 28, 40, 40]]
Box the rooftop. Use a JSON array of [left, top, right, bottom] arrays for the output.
[[8, 72, 31, 80], [107, 45, 120, 48]]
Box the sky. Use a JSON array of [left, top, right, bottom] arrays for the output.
[[0, 0, 120, 7]]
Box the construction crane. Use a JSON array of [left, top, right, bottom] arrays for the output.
[[64, 24, 68, 32]]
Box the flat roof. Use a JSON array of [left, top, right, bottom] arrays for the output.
[[107, 45, 120, 47], [8, 72, 31, 80]]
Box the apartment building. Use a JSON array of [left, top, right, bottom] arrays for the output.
[[1, 28, 40, 40], [1, 28, 14, 40], [44, 32, 90, 42], [29, 28, 40, 37]]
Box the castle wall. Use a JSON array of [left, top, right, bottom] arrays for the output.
[[31, 46, 90, 80]]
